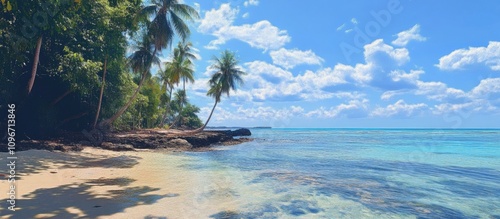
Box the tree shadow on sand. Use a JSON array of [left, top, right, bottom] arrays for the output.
[[0, 177, 178, 218], [0, 150, 141, 177]]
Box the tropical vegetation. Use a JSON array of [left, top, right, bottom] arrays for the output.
[[0, 0, 245, 139]]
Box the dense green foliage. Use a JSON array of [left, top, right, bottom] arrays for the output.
[[0, 0, 202, 138]]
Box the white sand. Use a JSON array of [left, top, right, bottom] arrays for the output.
[[0, 148, 241, 218]]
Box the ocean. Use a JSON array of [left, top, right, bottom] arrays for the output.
[[174, 128, 500, 218]]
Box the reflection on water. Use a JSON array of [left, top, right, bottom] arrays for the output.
[[175, 129, 500, 218]]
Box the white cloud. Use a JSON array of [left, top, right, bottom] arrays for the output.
[[340, 39, 412, 90], [336, 23, 346, 31], [198, 105, 304, 125], [389, 69, 424, 83], [198, 4, 290, 50], [381, 90, 409, 100], [306, 99, 369, 119], [197, 39, 415, 102], [244, 0, 259, 7], [364, 39, 410, 66], [471, 78, 500, 98], [295, 67, 348, 90], [415, 81, 467, 102], [392, 24, 427, 47], [351, 18, 358, 25], [198, 4, 238, 34], [244, 60, 294, 83], [269, 48, 324, 69], [372, 100, 428, 118], [436, 41, 500, 71], [242, 12, 249, 18], [470, 78, 500, 108]]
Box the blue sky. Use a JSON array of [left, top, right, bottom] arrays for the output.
[[162, 0, 500, 128]]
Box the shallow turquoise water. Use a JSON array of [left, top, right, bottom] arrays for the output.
[[181, 129, 500, 218]]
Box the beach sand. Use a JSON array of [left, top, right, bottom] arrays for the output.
[[0, 148, 241, 218]]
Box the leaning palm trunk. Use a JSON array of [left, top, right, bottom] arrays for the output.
[[93, 57, 107, 128], [99, 69, 147, 128], [27, 35, 43, 94], [99, 46, 157, 128], [189, 100, 218, 134], [50, 89, 72, 106]]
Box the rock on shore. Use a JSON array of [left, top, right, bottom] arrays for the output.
[[0, 128, 253, 152]]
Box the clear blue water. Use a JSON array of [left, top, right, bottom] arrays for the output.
[[181, 129, 500, 218]]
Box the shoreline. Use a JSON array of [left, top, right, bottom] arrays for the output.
[[0, 128, 253, 153]]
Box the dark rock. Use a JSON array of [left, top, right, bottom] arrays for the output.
[[230, 128, 251, 136], [100, 142, 136, 151], [2, 129, 250, 152], [183, 131, 233, 148], [165, 138, 192, 148]]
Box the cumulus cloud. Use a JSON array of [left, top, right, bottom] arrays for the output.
[[340, 39, 413, 90], [471, 78, 500, 98], [198, 4, 238, 34], [392, 24, 427, 47], [364, 39, 410, 66], [372, 100, 428, 118], [244, 61, 293, 83], [198, 105, 305, 126], [436, 41, 500, 71], [415, 81, 467, 102], [269, 48, 324, 69], [244, 0, 259, 7], [198, 4, 290, 50], [192, 38, 416, 102], [306, 99, 369, 118]]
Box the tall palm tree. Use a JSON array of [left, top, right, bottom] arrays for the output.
[[99, 35, 160, 127], [168, 43, 196, 128], [175, 41, 197, 92], [192, 50, 246, 133], [139, 0, 199, 52]]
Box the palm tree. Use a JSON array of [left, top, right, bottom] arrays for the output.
[[167, 43, 196, 128], [99, 0, 198, 128], [193, 50, 246, 133], [175, 41, 197, 92], [139, 0, 199, 52], [99, 35, 160, 128]]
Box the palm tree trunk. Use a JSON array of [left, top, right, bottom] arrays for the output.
[[190, 100, 218, 134], [50, 89, 72, 106], [179, 78, 186, 127], [160, 85, 173, 127], [99, 48, 156, 128], [99, 69, 147, 127], [27, 35, 43, 94], [93, 57, 107, 129]]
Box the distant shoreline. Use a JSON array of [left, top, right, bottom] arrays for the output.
[[206, 126, 272, 129]]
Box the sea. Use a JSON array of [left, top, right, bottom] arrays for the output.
[[173, 128, 500, 218]]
